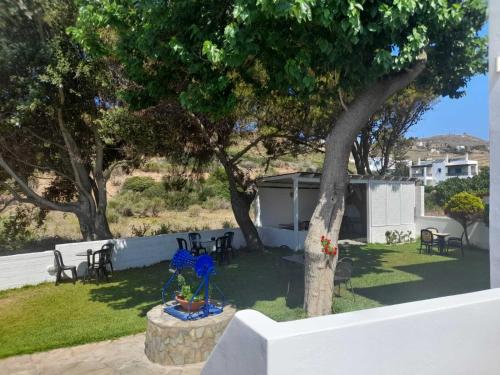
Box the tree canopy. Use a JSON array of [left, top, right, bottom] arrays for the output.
[[73, 0, 487, 316], [445, 191, 485, 245], [0, 0, 140, 240]]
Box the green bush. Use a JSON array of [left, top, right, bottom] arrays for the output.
[[201, 168, 230, 200], [106, 209, 120, 224], [428, 168, 489, 207], [444, 192, 485, 245], [122, 176, 157, 193], [109, 191, 166, 217], [142, 183, 167, 199], [164, 191, 198, 210]]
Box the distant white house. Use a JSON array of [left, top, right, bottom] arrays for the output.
[[409, 153, 479, 186], [254, 172, 422, 250]]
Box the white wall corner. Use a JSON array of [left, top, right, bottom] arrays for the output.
[[489, 0, 500, 288]]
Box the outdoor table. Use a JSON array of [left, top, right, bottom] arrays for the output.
[[76, 250, 94, 280], [200, 239, 216, 253], [434, 232, 449, 255]]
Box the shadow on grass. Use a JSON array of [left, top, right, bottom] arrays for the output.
[[354, 248, 490, 306], [88, 248, 308, 316], [339, 244, 395, 278]]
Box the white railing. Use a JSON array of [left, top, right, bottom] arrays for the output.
[[203, 288, 500, 375]]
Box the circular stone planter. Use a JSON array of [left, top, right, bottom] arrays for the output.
[[145, 304, 236, 366]]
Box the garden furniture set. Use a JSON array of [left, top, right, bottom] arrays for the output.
[[177, 231, 235, 265], [420, 228, 464, 257], [53, 243, 114, 285]]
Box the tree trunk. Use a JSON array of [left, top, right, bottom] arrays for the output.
[[463, 222, 470, 246], [304, 129, 350, 316], [229, 186, 263, 251], [75, 209, 112, 241], [217, 149, 264, 251], [303, 55, 427, 317]]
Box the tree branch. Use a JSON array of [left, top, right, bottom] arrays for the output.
[[0, 162, 77, 212]]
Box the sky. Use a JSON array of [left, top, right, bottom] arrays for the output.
[[407, 23, 489, 141], [407, 74, 489, 140]]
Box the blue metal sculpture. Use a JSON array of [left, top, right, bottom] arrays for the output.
[[162, 249, 225, 320]]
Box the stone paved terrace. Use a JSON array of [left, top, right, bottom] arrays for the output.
[[0, 333, 203, 375]]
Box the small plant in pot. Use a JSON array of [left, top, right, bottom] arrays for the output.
[[175, 275, 205, 312]]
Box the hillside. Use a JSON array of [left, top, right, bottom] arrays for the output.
[[407, 133, 489, 167], [0, 133, 488, 254], [416, 134, 488, 149]]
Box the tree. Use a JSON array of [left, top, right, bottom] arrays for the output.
[[352, 87, 435, 175], [428, 168, 489, 207], [72, 6, 327, 250], [445, 192, 485, 245], [75, 0, 486, 315], [0, 0, 137, 240]]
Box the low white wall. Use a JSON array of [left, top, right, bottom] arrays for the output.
[[203, 288, 500, 375], [369, 223, 416, 244], [0, 228, 244, 291], [257, 227, 307, 250], [416, 216, 489, 250]]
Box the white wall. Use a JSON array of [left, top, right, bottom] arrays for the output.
[[257, 187, 319, 227], [203, 288, 500, 375], [257, 227, 307, 250], [489, 0, 500, 287], [368, 181, 416, 243], [0, 229, 245, 291], [417, 216, 489, 250]]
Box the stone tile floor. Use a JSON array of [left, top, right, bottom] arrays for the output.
[[0, 333, 203, 374]]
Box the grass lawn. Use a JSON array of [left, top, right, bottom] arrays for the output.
[[0, 243, 489, 359]]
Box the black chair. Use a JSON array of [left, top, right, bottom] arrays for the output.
[[334, 258, 354, 299], [90, 249, 109, 282], [425, 227, 441, 247], [447, 232, 465, 257], [420, 229, 439, 254], [53, 250, 77, 285], [188, 232, 207, 256], [101, 243, 114, 275], [215, 235, 230, 265], [224, 231, 235, 257], [176, 238, 189, 250]]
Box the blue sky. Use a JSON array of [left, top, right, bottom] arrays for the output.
[[408, 24, 489, 141], [407, 74, 488, 140]]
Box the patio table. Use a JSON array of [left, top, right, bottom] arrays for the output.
[[434, 232, 450, 255], [76, 250, 94, 280], [200, 239, 216, 253]]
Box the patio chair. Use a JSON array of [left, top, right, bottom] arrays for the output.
[[420, 229, 437, 254], [101, 243, 114, 275], [425, 227, 441, 246], [90, 249, 109, 282], [224, 231, 235, 257], [53, 250, 77, 285], [176, 238, 188, 250], [215, 235, 230, 265], [188, 232, 207, 256], [334, 257, 355, 299], [447, 232, 465, 257]]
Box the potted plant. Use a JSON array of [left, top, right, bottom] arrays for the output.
[[175, 275, 205, 312]]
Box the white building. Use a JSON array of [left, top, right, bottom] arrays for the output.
[[409, 153, 479, 186], [254, 172, 421, 250]]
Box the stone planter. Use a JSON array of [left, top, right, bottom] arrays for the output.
[[144, 304, 236, 366]]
